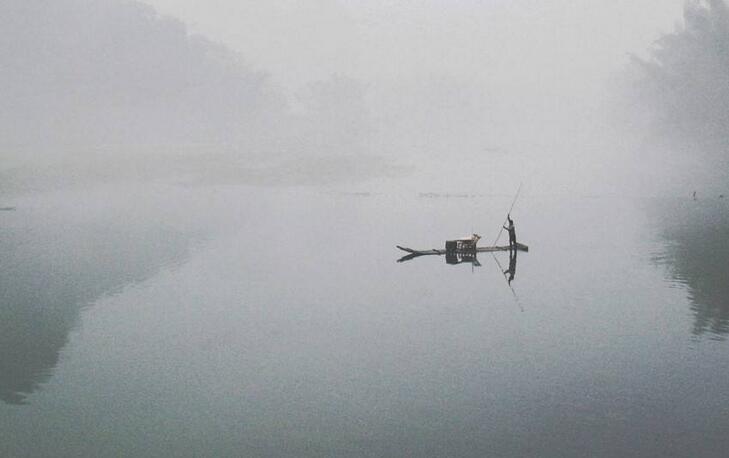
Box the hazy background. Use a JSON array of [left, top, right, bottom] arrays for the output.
[[5, 3, 729, 456], [9, 0, 726, 197], [622, 0, 729, 193]]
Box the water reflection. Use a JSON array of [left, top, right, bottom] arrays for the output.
[[651, 198, 729, 338], [446, 250, 481, 266], [396, 249, 483, 267], [502, 250, 517, 286], [0, 210, 193, 405], [397, 246, 520, 286]]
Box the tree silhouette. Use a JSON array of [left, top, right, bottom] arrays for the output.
[[0, 0, 284, 147], [629, 0, 729, 155]]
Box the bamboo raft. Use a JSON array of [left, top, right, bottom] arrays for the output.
[[396, 242, 528, 256]]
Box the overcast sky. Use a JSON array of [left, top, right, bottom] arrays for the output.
[[130, 0, 691, 193], [2, 0, 695, 194], [142, 0, 685, 95]]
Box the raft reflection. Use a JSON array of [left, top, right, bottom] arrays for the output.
[[397, 248, 518, 286]]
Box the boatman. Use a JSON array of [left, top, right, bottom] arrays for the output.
[[503, 214, 517, 251]]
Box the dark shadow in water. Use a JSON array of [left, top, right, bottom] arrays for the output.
[[446, 250, 482, 266], [0, 212, 194, 405], [397, 248, 519, 285], [501, 250, 517, 286], [650, 198, 729, 339], [398, 248, 521, 312]]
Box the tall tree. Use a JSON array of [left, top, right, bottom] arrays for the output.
[[629, 0, 729, 155]]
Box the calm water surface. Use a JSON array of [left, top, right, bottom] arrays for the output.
[[1, 184, 728, 457]]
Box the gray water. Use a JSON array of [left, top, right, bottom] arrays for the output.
[[2, 184, 729, 457]]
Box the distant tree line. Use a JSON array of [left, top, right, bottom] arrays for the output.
[[628, 0, 729, 156], [0, 0, 284, 148], [0, 0, 497, 164]]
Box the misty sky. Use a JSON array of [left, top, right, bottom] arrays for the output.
[[2, 0, 705, 194], [143, 0, 685, 96]]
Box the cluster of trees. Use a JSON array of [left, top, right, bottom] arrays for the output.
[[0, 0, 284, 148], [629, 0, 729, 156], [1, 0, 498, 163]]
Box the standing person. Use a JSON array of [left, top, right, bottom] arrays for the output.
[[693, 191, 697, 201], [503, 214, 517, 251]]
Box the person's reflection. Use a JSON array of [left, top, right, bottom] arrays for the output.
[[503, 249, 517, 285]]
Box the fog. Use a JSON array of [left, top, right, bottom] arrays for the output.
[[134, 0, 696, 195], [6, 0, 716, 196], [6, 3, 729, 456], [623, 0, 729, 192], [1, 0, 282, 148]]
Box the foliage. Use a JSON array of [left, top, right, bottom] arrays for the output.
[[0, 0, 284, 147], [630, 0, 729, 153]]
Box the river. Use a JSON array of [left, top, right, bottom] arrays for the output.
[[2, 183, 728, 457]]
